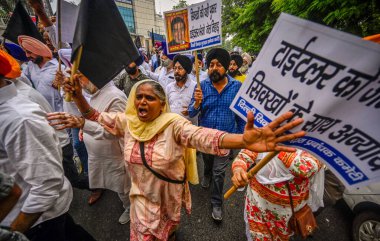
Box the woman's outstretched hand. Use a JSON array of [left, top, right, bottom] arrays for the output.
[[243, 111, 305, 152]]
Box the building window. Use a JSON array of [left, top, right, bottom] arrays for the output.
[[116, 0, 132, 4], [117, 6, 135, 33]]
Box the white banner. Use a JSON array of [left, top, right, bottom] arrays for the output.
[[230, 13, 380, 188], [164, 0, 222, 54], [57, 0, 80, 43]]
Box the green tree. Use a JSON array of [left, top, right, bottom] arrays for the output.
[[223, 0, 380, 53], [173, 0, 188, 10]]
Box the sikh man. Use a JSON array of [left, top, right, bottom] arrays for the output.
[[18, 35, 64, 112], [113, 53, 149, 97], [2, 47, 89, 190], [239, 52, 252, 75], [48, 74, 131, 225], [166, 54, 197, 124], [146, 41, 175, 89], [188, 48, 246, 221], [228, 53, 246, 83], [0, 50, 94, 241]]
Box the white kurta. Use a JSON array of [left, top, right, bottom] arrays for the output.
[[82, 82, 129, 193], [14, 78, 70, 148], [165, 78, 198, 124], [0, 82, 72, 227], [22, 59, 64, 112]]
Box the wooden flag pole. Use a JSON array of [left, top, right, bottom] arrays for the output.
[[224, 151, 279, 199], [65, 45, 83, 102], [194, 52, 200, 88]]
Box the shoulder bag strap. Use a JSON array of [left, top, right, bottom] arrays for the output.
[[286, 181, 296, 216], [139, 142, 185, 184]]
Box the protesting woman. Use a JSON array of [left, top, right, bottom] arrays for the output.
[[231, 149, 324, 241], [48, 76, 305, 241]]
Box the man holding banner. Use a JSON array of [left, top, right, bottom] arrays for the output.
[[189, 47, 246, 221]]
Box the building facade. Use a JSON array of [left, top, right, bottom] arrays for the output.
[[115, 0, 165, 52]]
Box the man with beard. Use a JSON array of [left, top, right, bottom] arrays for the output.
[[228, 53, 246, 83], [188, 48, 246, 221], [18, 35, 63, 112], [240, 53, 253, 75], [147, 41, 175, 89], [114, 53, 149, 97], [166, 54, 197, 124]]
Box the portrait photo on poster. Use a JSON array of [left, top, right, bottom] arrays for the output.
[[165, 9, 190, 53]]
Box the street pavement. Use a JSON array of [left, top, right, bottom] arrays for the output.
[[69, 158, 353, 241]]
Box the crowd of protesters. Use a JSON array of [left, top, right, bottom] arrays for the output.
[[0, 0, 362, 241]]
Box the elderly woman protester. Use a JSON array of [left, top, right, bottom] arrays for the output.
[[47, 76, 305, 241]]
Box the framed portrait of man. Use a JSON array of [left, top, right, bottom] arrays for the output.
[[164, 9, 190, 53]]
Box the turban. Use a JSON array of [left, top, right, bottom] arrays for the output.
[[206, 48, 230, 71], [183, 54, 194, 63], [230, 54, 243, 68], [0, 50, 21, 79], [161, 41, 175, 60], [363, 34, 380, 44], [197, 53, 203, 62], [241, 52, 252, 65], [18, 35, 52, 58], [154, 42, 162, 49], [173, 54, 192, 74], [4, 43, 28, 62], [58, 48, 72, 68]]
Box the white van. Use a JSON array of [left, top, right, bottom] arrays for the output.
[[343, 183, 380, 241]]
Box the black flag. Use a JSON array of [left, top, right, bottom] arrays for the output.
[[135, 36, 142, 49], [151, 28, 155, 47], [2, 1, 44, 44], [71, 0, 139, 89]]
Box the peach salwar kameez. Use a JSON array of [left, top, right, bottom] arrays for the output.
[[99, 112, 227, 241]]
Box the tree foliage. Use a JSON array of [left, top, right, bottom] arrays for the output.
[[222, 0, 380, 53], [173, 0, 188, 10]]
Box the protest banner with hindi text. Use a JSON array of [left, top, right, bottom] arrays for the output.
[[164, 0, 222, 54], [230, 13, 380, 189]]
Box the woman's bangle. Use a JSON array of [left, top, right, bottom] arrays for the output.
[[219, 133, 227, 148], [82, 107, 92, 115], [81, 107, 93, 117]]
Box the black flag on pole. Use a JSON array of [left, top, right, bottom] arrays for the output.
[[135, 36, 142, 49], [2, 1, 44, 44], [151, 28, 155, 47], [71, 0, 139, 89]]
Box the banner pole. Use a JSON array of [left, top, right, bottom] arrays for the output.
[[195, 51, 200, 88], [224, 151, 279, 199], [65, 45, 83, 102]]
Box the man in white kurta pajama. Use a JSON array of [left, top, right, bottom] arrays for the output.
[[81, 81, 131, 224]]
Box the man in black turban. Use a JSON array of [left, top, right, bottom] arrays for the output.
[[173, 54, 192, 75], [188, 48, 246, 221], [228, 53, 246, 82], [166, 54, 198, 124]]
